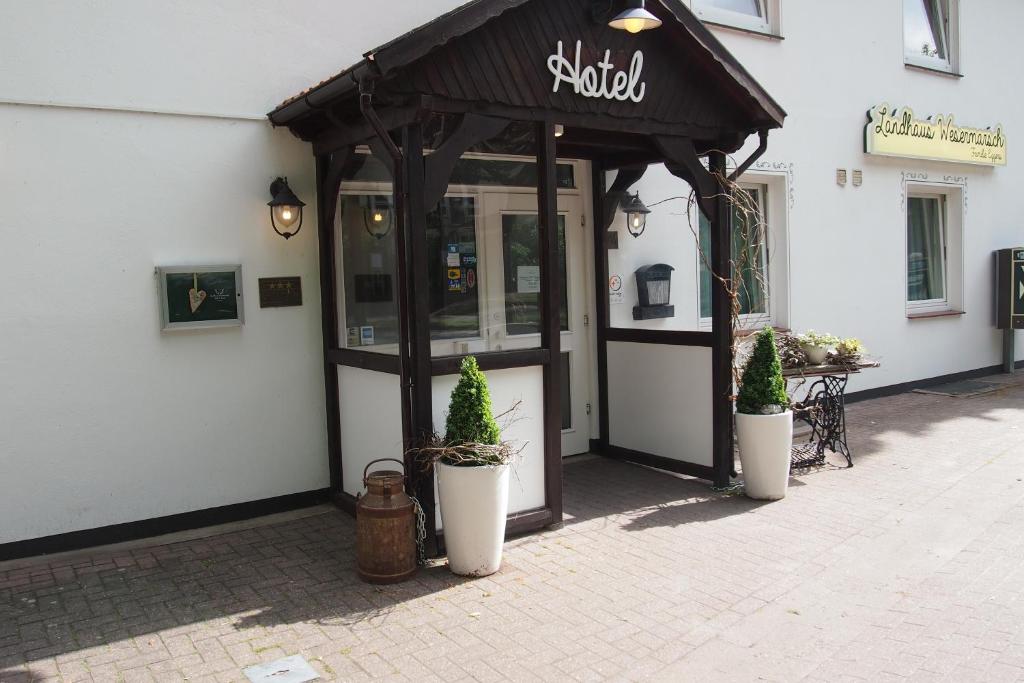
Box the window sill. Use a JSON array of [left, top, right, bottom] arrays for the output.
[[906, 309, 965, 320], [904, 62, 964, 79], [702, 20, 783, 40]]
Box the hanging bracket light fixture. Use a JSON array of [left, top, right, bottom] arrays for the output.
[[621, 192, 652, 238], [267, 177, 306, 240], [362, 196, 394, 240]]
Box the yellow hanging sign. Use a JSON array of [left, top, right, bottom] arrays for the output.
[[865, 104, 1007, 167]]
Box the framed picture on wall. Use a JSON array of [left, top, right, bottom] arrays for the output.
[[157, 265, 244, 331]]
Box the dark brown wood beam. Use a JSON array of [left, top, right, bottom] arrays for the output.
[[423, 113, 510, 208], [315, 148, 351, 496], [605, 328, 714, 347], [655, 136, 718, 222], [592, 162, 611, 450], [431, 349, 550, 376], [708, 151, 734, 488], [402, 123, 439, 556], [311, 103, 422, 156], [537, 121, 563, 526], [327, 348, 402, 374]]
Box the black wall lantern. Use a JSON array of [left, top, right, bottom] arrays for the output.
[[362, 196, 394, 240], [633, 263, 675, 320], [267, 177, 306, 240], [621, 192, 651, 238]]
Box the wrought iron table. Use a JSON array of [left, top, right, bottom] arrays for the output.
[[784, 361, 879, 469]]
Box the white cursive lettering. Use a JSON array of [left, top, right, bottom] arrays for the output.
[[547, 40, 646, 103]]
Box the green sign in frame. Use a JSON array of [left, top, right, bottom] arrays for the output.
[[157, 265, 244, 331]]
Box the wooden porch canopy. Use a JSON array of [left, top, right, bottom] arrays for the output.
[[268, 0, 785, 549]]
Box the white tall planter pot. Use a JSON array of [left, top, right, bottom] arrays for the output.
[[437, 462, 510, 577], [736, 411, 793, 501]]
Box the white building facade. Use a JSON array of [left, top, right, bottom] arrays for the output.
[[1, 0, 1019, 556]]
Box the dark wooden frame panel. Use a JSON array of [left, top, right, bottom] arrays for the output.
[[283, 0, 786, 553]]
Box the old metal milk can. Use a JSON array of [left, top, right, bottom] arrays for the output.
[[356, 458, 418, 584]]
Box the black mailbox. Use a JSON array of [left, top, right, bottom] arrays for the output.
[[996, 248, 1024, 330], [633, 263, 675, 320]]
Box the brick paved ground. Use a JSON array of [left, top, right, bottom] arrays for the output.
[[3, 374, 1024, 682]]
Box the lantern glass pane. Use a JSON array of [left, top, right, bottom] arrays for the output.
[[646, 279, 670, 306], [272, 204, 300, 229]]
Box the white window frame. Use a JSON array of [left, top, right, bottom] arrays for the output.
[[905, 183, 964, 316], [698, 176, 789, 331], [689, 0, 782, 37], [903, 0, 960, 74]]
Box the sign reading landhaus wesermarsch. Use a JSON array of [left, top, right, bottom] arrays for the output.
[[865, 104, 1007, 166], [996, 248, 1024, 330]]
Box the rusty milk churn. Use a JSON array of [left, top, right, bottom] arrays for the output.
[[356, 458, 418, 584]]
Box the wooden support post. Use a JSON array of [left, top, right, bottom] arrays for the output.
[[537, 121, 563, 525], [593, 162, 611, 449], [402, 124, 439, 555], [708, 151, 734, 488], [315, 154, 343, 496]]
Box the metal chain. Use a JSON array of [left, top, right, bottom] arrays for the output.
[[409, 495, 427, 566]]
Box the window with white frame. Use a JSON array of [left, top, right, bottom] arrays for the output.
[[905, 185, 963, 315], [903, 0, 959, 73], [691, 0, 780, 35], [699, 184, 770, 326]]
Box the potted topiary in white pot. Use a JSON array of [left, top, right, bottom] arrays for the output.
[[735, 327, 793, 500], [432, 356, 514, 577]]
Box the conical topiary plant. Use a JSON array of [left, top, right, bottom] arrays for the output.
[[736, 327, 790, 415], [445, 356, 501, 449]]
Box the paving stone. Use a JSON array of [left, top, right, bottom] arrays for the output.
[[4, 375, 1024, 680]]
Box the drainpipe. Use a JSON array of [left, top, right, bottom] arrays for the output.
[[358, 79, 415, 449], [359, 79, 402, 165], [728, 129, 769, 182]]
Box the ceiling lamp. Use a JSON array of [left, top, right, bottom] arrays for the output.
[[609, 0, 663, 33]]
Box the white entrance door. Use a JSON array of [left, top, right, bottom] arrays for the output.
[[480, 192, 592, 456]]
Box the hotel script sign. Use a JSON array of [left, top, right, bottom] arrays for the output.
[[865, 104, 1007, 166], [547, 40, 646, 103]]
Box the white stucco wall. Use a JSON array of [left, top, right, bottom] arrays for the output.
[[0, 0, 470, 545], [624, 0, 1024, 394], [607, 343, 714, 466], [432, 367, 547, 524], [2, 0, 1022, 545]]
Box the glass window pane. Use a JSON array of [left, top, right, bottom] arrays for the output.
[[733, 190, 767, 316], [699, 0, 764, 17], [699, 213, 713, 319], [698, 188, 767, 318], [345, 150, 574, 189], [340, 194, 400, 350], [907, 197, 946, 302], [502, 214, 568, 335], [426, 197, 480, 340], [905, 0, 947, 60], [449, 158, 575, 189]]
